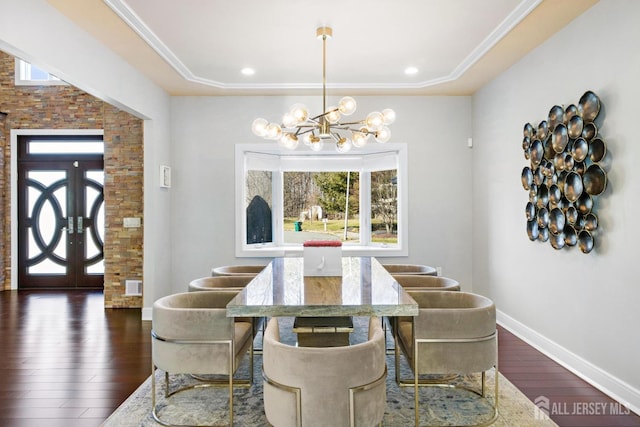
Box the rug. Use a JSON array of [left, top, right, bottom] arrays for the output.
[[103, 318, 557, 426]]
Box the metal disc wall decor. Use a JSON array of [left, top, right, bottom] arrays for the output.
[[521, 91, 609, 253]]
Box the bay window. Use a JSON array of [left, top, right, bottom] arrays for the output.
[[236, 143, 407, 257]]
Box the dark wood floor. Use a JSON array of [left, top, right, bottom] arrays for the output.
[[0, 290, 151, 427], [0, 290, 637, 426], [498, 325, 640, 426]]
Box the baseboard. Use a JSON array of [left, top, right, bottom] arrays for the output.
[[141, 307, 152, 321], [497, 309, 640, 416]]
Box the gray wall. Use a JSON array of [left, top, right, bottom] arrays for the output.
[[169, 95, 473, 292], [472, 0, 640, 412]]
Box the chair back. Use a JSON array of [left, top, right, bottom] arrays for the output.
[[263, 317, 386, 427], [382, 263, 437, 275], [394, 275, 459, 291], [189, 275, 252, 291], [211, 265, 265, 276]]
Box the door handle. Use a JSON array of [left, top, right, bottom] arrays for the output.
[[77, 216, 83, 234], [68, 217, 74, 234]]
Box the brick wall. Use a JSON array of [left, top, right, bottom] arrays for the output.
[[103, 107, 144, 308], [0, 51, 143, 308]]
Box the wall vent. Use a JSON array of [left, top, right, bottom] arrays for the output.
[[125, 279, 143, 296]]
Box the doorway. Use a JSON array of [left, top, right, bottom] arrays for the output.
[[17, 135, 104, 289]]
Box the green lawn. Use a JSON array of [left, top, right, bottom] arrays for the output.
[[284, 217, 397, 243]]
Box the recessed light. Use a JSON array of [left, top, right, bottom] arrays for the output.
[[404, 66, 418, 75], [241, 67, 255, 76]]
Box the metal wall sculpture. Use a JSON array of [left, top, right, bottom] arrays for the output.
[[521, 91, 607, 254]]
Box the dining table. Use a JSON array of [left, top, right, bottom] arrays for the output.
[[226, 256, 418, 318]]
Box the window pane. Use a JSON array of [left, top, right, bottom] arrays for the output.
[[29, 141, 104, 154], [371, 169, 398, 245], [86, 259, 104, 275], [29, 65, 50, 80], [246, 170, 273, 244], [283, 171, 359, 244]]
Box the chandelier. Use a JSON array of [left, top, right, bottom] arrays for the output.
[[251, 27, 396, 153]]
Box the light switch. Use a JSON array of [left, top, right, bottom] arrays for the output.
[[123, 217, 141, 228]]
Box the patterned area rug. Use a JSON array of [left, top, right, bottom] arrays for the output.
[[103, 318, 557, 426]]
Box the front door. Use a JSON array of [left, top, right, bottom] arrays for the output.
[[17, 135, 105, 289]]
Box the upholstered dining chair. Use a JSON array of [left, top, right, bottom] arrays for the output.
[[262, 317, 387, 427], [382, 263, 437, 276], [151, 290, 254, 426], [394, 291, 498, 426], [211, 264, 266, 276]]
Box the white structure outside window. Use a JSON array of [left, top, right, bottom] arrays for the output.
[[236, 143, 408, 257]]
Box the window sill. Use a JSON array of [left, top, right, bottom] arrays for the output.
[[237, 243, 407, 258]]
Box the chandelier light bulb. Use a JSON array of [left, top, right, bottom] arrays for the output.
[[265, 123, 282, 140], [338, 96, 357, 115], [282, 113, 297, 129], [365, 111, 384, 131], [352, 131, 368, 148], [251, 118, 269, 137], [374, 126, 391, 143], [326, 107, 341, 124], [382, 109, 396, 125], [290, 104, 309, 124], [304, 133, 321, 146], [335, 137, 352, 153], [280, 133, 299, 150], [309, 139, 324, 151], [303, 133, 313, 146]]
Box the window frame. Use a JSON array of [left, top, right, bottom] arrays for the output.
[[235, 143, 408, 258]]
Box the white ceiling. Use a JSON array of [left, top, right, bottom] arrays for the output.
[[47, 0, 598, 96]]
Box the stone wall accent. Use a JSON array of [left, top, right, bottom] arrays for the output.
[[103, 106, 143, 308], [0, 51, 143, 308]]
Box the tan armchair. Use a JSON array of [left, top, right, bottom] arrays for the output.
[[151, 291, 254, 426], [394, 291, 498, 426], [262, 317, 387, 427], [211, 265, 266, 276], [382, 263, 437, 276]]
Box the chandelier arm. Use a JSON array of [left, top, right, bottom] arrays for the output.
[[338, 120, 366, 126], [309, 113, 326, 121], [310, 107, 338, 122], [325, 125, 353, 131], [294, 127, 317, 136], [344, 127, 374, 134]]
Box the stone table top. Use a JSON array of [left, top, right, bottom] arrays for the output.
[[226, 257, 418, 317]]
